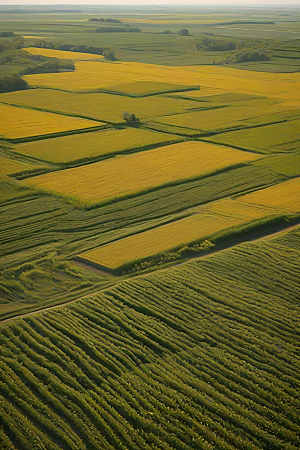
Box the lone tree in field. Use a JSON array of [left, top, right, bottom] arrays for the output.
[[123, 112, 140, 124], [177, 29, 190, 36]]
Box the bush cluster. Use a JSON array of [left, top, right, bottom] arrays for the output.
[[89, 18, 122, 23], [0, 74, 28, 93], [21, 58, 75, 75], [196, 38, 236, 52], [95, 26, 141, 33]]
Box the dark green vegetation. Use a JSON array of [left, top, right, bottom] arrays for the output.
[[22, 58, 75, 75], [0, 227, 299, 449], [0, 39, 75, 91], [0, 74, 28, 93], [34, 40, 115, 60]]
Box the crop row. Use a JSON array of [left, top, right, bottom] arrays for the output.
[[0, 229, 299, 449]]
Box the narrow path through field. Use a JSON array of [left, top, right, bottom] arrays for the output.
[[1, 222, 298, 325]]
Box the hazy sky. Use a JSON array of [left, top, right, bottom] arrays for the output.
[[1, 0, 299, 6]]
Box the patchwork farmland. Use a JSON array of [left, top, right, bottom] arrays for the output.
[[0, 4, 300, 450], [24, 141, 262, 206]]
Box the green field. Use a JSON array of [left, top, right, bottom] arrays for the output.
[[0, 228, 299, 449], [0, 4, 299, 450]]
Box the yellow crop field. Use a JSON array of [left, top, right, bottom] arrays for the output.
[[25, 47, 104, 61], [23, 36, 50, 39], [0, 89, 197, 123], [240, 178, 300, 213], [25, 141, 261, 206], [0, 104, 102, 140], [14, 128, 181, 164], [202, 197, 280, 220], [78, 213, 238, 269], [23, 60, 300, 102], [78, 197, 275, 270], [0, 156, 46, 176]]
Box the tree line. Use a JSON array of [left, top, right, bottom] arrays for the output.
[[34, 40, 116, 60]]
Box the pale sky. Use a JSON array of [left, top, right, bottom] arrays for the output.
[[0, 1, 299, 6]]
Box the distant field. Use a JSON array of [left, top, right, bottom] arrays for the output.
[[177, 92, 262, 103], [120, 18, 225, 24], [101, 80, 200, 97], [22, 61, 300, 102], [155, 100, 298, 135], [241, 177, 300, 212], [13, 128, 182, 165], [78, 198, 276, 270], [0, 156, 46, 176], [209, 119, 300, 152], [0, 104, 101, 140], [0, 89, 198, 123], [25, 47, 104, 60], [24, 141, 261, 206]]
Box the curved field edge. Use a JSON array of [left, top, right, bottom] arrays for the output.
[[0, 228, 299, 449]]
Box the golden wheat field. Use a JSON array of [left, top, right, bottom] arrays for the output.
[[202, 197, 280, 220], [25, 47, 104, 61], [240, 177, 300, 213], [78, 213, 238, 269], [25, 141, 261, 205], [23, 60, 300, 102], [0, 104, 102, 139], [0, 89, 197, 123], [14, 128, 181, 164], [0, 156, 46, 176], [78, 197, 275, 269]]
